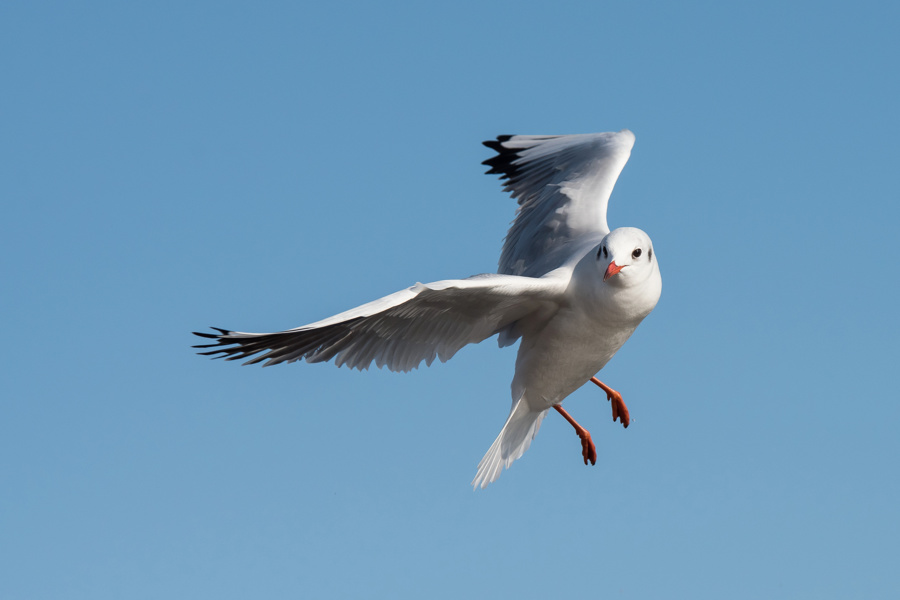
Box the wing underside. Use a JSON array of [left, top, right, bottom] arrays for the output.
[[483, 130, 635, 277], [194, 274, 564, 372]]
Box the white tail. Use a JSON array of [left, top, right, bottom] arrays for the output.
[[472, 397, 548, 489]]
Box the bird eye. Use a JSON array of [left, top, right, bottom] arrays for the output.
[[602, 246, 608, 258], [632, 248, 642, 259]]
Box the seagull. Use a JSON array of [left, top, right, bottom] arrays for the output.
[[194, 129, 662, 488]]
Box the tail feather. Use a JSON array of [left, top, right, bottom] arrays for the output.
[[472, 397, 547, 489]]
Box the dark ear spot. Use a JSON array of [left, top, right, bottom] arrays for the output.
[[596, 246, 603, 259], [649, 247, 653, 259]]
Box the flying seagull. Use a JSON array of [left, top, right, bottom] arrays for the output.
[[194, 129, 662, 488]]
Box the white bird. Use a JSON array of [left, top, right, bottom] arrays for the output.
[[194, 129, 662, 488]]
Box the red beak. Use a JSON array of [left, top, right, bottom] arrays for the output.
[[603, 261, 623, 282]]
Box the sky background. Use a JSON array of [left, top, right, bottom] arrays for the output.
[[3, 1, 899, 598]]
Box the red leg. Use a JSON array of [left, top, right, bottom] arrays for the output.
[[590, 377, 630, 428], [553, 405, 597, 466]]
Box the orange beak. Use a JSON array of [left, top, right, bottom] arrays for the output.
[[603, 261, 623, 282]]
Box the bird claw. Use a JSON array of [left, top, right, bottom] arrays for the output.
[[553, 404, 597, 466], [580, 431, 597, 465], [591, 377, 630, 428], [607, 389, 630, 428]]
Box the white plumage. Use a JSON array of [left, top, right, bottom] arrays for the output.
[[195, 129, 662, 488]]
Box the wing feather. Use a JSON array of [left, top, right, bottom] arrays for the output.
[[483, 130, 635, 276], [193, 274, 564, 372]]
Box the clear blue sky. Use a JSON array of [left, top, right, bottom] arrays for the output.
[[3, 1, 899, 598]]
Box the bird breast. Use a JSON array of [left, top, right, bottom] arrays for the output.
[[512, 305, 641, 409]]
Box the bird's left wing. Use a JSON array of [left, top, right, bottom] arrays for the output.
[[193, 274, 565, 373]]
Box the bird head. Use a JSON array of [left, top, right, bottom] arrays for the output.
[[595, 227, 657, 287]]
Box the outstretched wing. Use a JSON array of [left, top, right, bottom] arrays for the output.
[[483, 130, 635, 277], [194, 274, 565, 372]]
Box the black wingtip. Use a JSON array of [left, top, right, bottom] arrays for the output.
[[192, 327, 235, 352], [193, 327, 232, 338], [481, 134, 513, 151], [481, 134, 520, 178]]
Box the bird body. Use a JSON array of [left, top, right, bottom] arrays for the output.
[[195, 129, 662, 488], [473, 227, 661, 487]]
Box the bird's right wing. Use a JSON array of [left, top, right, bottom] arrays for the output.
[[483, 130, 635, 277], [193, 273, 565, 373]]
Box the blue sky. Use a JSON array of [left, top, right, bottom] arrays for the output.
[[3, 1, 899, 598]]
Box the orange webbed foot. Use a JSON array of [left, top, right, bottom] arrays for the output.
[[553, 404, 597, 466], [579, 429, 597, 465], [591, 377, 630, 428]]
